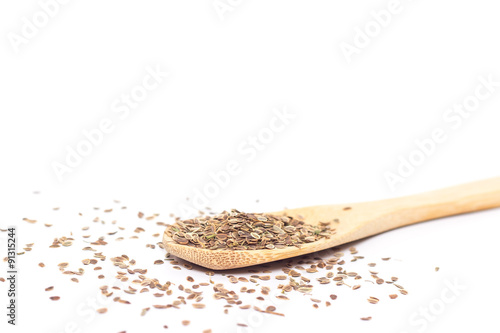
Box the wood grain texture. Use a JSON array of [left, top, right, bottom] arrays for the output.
[[163, 177, 500, 270]]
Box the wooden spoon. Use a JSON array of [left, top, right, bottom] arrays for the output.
[[163, 177, 500, 270]]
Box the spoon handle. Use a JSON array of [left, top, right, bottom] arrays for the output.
[[372, 177, 500, 231]]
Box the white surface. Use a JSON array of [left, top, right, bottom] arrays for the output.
[[1, 1, 500, 332]]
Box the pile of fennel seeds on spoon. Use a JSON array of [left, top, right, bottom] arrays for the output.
[[165, 209, 335, 250]]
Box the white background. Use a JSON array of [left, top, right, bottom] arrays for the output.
[[1, 1, 499, 332]]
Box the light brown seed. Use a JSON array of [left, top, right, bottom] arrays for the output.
[[97, 308, 107, 314], [50, 296, 60, 301]]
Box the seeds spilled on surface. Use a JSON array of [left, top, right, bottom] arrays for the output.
[[5, 196, 417, 331], [165, 209, 335, 250]]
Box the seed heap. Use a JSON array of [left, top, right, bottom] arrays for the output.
[[165, 209, 334, 250], [1, 197, 417, 331]]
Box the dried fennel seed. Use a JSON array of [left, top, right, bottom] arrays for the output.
[[165, 209, 334, 250]]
